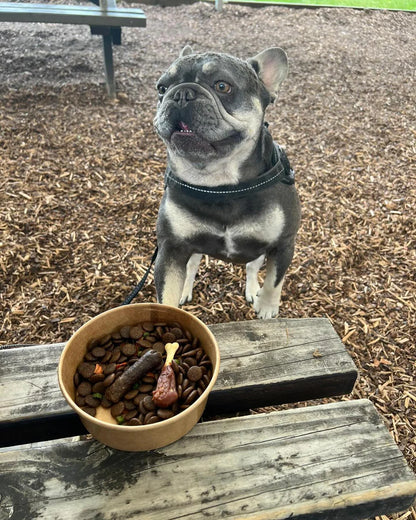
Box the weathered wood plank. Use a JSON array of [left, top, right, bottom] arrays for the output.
[[0, 318, 358, 446], [0, 400, 415, 520], [207, 318, 358, 411], [0, 3, 146, 27]]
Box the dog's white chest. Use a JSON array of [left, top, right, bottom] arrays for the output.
[[164, 198, 285, 256], [222, 208, 285, 254]]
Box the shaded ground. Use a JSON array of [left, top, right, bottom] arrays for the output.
[[0, 3, 415, 518]]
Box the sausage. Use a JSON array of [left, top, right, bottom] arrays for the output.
[[105, 350, 162, 403]]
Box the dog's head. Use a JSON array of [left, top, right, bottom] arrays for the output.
[[154, 47, 288, 176]]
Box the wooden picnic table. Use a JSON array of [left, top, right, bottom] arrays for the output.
[[1, 317, 415, 519], [0, 0, 147, 97]]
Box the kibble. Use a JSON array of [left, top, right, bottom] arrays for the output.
[[138, 384, 154, 393], [142, 395, 156, 411], [78, 362, 95, 379], [99, 334, 111, 346], [184, 357, 197, 367], [75, 395, 85, 406], [85, 395, 101, 408], [78, 381, 92, 396], [121, 343, 137, 356], [101, 396, 112, 408], [187, 365, 203, 382], [110, 349, 121, 363], [91, 346, 106, 358], [184, 389, 199, 405], [81, 406, 96, 417], [157, 409, 174, 420], [90, 373, 105, 383], [103, 373, 116, 387], [111, 402, 125, 418], [129, 325, 143, 339], [124, 388, 139, 400], [162, 332, 176, 344], [142, 322, 154, 332], [127, 418, 142, 426], [138, 338, 153, 349], [125, 409, 138, 421], [119, 326, 131, 339], [74, 320, 213, 424]]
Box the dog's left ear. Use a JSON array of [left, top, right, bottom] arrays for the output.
[[249, 47, 288, 98], [180, 45, 194, 57]]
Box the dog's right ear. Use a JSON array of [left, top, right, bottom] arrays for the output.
[[249, 47, 288, 99], [180, 45, 194, 57]]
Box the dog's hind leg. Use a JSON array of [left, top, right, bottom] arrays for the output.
[[180, 253, 202, 305], [245, 254, 265, 303]]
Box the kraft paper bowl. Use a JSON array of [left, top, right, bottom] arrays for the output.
[[58, 303, 220, 451]]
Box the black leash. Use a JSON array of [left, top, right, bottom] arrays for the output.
[[122, 247, 158, 305]]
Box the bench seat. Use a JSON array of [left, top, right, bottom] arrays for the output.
[[1, 317, 415, 519], [1, 400, 415, 520], [0, 318, 358, 446]]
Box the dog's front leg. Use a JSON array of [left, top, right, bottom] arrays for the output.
[[154, 246, 190, 307], [180, 253, 202, 305], [245, 254, 265, 303], [254, 244, 295, 319]]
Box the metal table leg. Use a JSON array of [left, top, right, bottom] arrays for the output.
[[102, 33, 115, 98]]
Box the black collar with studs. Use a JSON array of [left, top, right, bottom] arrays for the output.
[[164, 143, 295, 202]]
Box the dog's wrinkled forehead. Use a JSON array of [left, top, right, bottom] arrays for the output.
[[158, 52, 270, 102]]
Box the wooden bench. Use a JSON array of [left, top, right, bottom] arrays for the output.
[[0, 1, 146, 97], [1, 318, 415, 519]]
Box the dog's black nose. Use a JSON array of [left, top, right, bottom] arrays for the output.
[[173, 86, 196, 107]]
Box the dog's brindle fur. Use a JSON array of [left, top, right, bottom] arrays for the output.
[[153, 47, 301, 319]]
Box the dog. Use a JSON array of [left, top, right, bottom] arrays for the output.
[[153, 46, 300, 319]]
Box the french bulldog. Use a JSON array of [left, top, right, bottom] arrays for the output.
[[153, 46, 300, 319]]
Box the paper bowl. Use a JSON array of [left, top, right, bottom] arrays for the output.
[[58, 303, 220, 451]]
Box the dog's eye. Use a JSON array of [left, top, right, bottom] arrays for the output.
[[157, 85, 167, 96], [214, 81, 232, 94]]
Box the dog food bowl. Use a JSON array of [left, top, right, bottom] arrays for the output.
[[58, 303, 220, 451]]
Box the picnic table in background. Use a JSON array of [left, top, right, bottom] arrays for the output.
[[0, 0, 146, 97]]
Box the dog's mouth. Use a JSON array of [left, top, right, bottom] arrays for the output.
[[175, 121, 193, 134], [171, 121, 198, 139], [170, 120, 214, 156], [170, 121, 242, 154]]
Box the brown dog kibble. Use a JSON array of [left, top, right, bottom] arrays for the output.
[[187, 365, 203, 382], [74, 321, 213, 426]]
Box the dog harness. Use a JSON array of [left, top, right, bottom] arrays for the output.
[[164, 143, 295, 202]]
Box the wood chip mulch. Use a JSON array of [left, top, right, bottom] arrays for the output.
[[0, 3, 415, 519]]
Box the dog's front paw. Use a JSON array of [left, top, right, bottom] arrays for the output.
[[179, 287, 193, 305], [245, 280, 260, 304], [253, 290, 280, 319]]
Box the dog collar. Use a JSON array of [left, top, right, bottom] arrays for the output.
[[164, 143, 295, 201]]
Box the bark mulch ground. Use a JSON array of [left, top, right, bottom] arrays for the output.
[[0, 3, 415, 518]]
